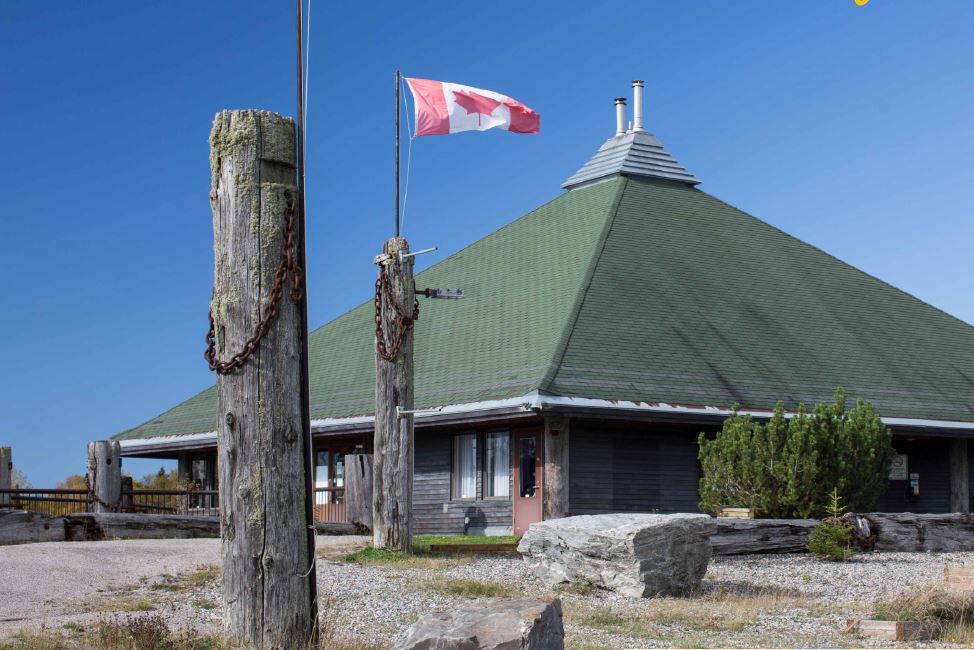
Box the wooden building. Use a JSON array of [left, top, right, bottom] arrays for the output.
[[115, 92, 974, 534]]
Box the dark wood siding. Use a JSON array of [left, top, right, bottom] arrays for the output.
[[877, 437, 950, 513], [414, 430, 512, 535], [569, 422, 701, 514]]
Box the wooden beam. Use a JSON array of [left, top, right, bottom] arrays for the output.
[[543, 416, 570, 520], [950, 438, 969, 513], [373, 237, 415, 552], [0, 447, 10, 506], [209, 110, 314, 648], [346, 453, 374, 532], [86, 441, 121, 513]]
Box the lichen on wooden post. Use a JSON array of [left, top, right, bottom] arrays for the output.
[[209, 109, 315, 648], [86, 441, 121, 513], [543, 417, 570, 520], [373, 236, 415, 552]]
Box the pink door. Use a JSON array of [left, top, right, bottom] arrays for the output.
[[512, 429, 543, 535]]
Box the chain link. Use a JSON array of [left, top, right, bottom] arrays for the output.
[[374, 264, 419, 362], [204, 198, 304, 374]]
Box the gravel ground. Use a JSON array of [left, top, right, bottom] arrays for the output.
[[2, 538, 973, 648]]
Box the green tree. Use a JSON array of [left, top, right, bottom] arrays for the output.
[[698, 389, 894, 518]]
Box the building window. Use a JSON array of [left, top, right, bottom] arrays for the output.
[[453, 433, 478, 499], [485, 432, 510, 498]]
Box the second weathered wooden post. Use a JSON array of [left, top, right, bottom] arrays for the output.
[[86, 441, 121, 513], [0, 447, 11, 505], [373, 237, 415, 552], [209, 109, 315, 648], [345, 453, 374, 532]]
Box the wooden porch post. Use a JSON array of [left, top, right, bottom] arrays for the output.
[[543, 416, 570, 520], [86, 441, 121, 513], [373, 237, 415, 552], [950, 438, 969, 513], [0, 447, 11, 505], [177, 453, 191, 486], [209, 110, 315, 647]]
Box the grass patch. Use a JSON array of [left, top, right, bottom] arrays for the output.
[[342, 546, 461, 569], [412, 534, 519, 554], [151, 565, 221, 593], [421, 577, 513, 598], [554, 579, 600, 597]]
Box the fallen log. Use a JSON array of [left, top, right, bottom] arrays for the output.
[[64, 513, 219, 541], [0, 509, 65, 545], [712, 518, 817, 555], [864, 513, 974, 552], [313, 521, 360, 536]]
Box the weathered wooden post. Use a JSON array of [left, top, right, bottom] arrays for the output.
[[345, 453, 374, 532], [0, 447, 11, 505], [208, 109, 316, 648], [86, 441, 121, 513], [373, 237, 416, 552], [950, 438, 969, 513], [543, 417, 570, 520]]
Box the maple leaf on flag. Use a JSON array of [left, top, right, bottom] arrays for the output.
[[452, 89, 502, 125]]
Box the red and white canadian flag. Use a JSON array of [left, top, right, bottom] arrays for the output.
[[405, 78, 540, 136]]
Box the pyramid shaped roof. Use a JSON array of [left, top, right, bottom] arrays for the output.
[[117, 174, 974, 442]]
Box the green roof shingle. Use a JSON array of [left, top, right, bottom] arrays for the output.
[[116, 175, 974, 441]]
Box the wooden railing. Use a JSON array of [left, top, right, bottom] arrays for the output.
[[1, 487, 344, 523], [313, 487, 346, 523]]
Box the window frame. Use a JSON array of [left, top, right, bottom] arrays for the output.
[[451, 432, 479, 500], [482, 430, 511, 501]]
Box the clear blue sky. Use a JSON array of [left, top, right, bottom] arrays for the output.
[[2, 1, 972, 486]]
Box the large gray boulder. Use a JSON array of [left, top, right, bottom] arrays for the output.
[[391, 598, 563, 650], [517, 513, 715, 598]]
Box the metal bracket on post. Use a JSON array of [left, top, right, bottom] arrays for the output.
[[419, 288, 464, 299], [399, 246, 437, 262], [396, 405, 445, 420]]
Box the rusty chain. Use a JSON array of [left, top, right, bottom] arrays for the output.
[[204, 198, 304, 374], [84, 472, 117, 512], [374, 264, 419, 362]]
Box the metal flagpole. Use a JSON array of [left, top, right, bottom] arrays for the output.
[[395, 70, 401, 237], [295, 0, 319, 637]]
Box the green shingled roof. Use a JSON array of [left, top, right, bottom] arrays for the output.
[[116, 175, 974, 441]]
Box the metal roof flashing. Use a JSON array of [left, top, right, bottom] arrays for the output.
[[562, 131, 701, 190]]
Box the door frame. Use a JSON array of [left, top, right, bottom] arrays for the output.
[[512, 427, 544, 535]]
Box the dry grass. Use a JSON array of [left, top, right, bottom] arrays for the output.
[[150, 565, 220, 593], [565, 585, 814, 641], [873, 583, 974, 623], [1, 612, 383, 650]]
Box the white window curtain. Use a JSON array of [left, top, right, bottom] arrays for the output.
[[455, 434, 478, 499], [486, 432, 510, 497]]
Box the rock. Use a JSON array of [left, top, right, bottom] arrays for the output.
[[712, 518, 817, 555], [391, 598, 563, 650], [517, 513, 715, 597], [863, 513, 974, 552]]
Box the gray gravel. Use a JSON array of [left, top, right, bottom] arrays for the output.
[[3, 538, 974, 648]]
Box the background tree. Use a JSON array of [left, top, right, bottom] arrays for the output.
[[56, 474, 87, 490], [11, 465, 30, 489], [133, 467, 180, 490], [698, 389, 894, 518]]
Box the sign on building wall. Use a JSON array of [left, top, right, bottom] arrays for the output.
[[889, 453, 908, 480]]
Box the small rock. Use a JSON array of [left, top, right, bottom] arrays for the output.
[[390, 598, 564, 650], [517, 513, 715, 598]]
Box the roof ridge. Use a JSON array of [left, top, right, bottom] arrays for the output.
[[539, 177, 629, 393], [697, 186, 974, 332]]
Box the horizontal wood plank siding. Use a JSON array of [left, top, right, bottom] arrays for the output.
[[569, 422, 702, 514], [414, 431, 512, 535]]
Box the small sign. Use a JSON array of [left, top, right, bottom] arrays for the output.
[[889, 454, 908, 480]]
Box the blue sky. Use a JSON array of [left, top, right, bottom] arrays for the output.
[[2, 1, 972, 486]]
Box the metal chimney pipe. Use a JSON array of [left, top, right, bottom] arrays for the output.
[[632, 80, 645, 132], [614, 97, 627, 137]]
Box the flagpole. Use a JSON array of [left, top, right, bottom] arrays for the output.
[[295, 0, 319, 638], [395, 70, 401, 237]]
